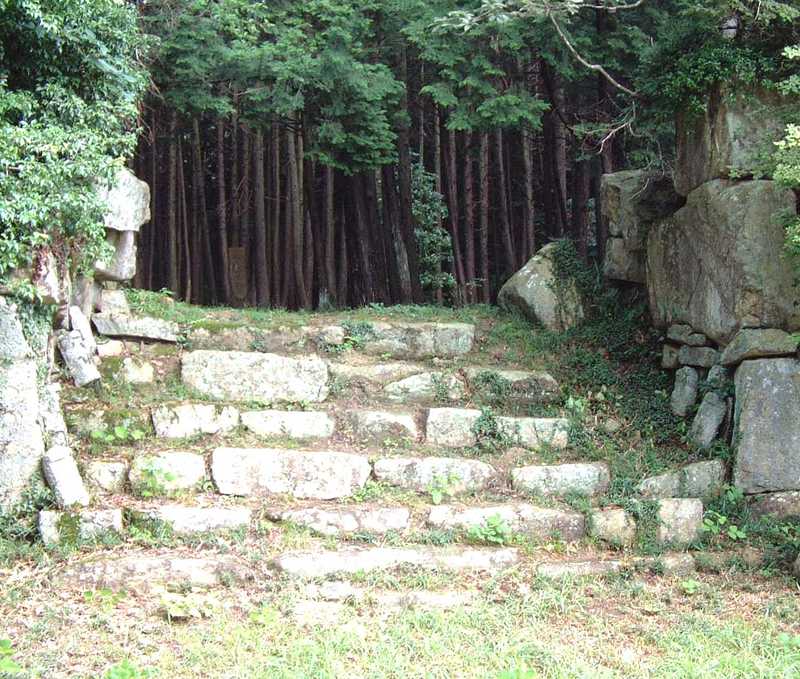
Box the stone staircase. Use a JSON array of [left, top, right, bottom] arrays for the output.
[[49, 314, 709, 598]]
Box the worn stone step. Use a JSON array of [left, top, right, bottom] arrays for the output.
[[93, 313, 179, 343], [39, 509, 123, 545], [152, 403, 240, 439], [241, 410, 335, 440], [511, 462, 610, 498], [373, 456, 496, 495], [272, 545, 519, 579], [536, 553, 695, 579], [138, 504, 252, 535], [181, 350, 330, 403], [462, 367, 560, 403], [58, 552, 251, 592], [267, 505, 411, 536], [638, 460, 725, 500], [359, 322, 475, 359], [344, 410, 419, 444], [426, 407, 568, 449], [426, 503, 585, 541], [384, 372, 467, 403], [329, 361, 426, 386], [211, 447, 370, 499], [128, 451, 207, 496]]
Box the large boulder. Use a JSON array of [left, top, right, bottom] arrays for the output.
[[601, 170, 683, 284], [498, 242, 584, 332], [733, 358, 800, 493], [99, 167, 151, 234], [646, 180, 800, 344], [675, 84, 795, 196]]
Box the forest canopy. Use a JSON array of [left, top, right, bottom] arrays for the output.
[[1, 0, 798, 307]]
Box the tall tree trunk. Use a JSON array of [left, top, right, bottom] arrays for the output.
[[463, 131, 476, 303], [382, 164, 413, 302], [216, 118, 231, 302], [478, 132, 490, 304], [353, 174, 375, 303], [287, 124, 308, 308], [571, 159, 591, 261], [445, 128, 466, 302], [166, 111, 179, 294], [522, 127, 536, 262], [433, 106, 444, 304], [253, 128, 270, 306], [190, 118, 204, 304], [495, 128, 516, 278], [177, 139, 191, 301], [324, 166, 336, 305], [337, 203, 349, 305]]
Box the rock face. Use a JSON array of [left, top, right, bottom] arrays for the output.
[[270, 506, 410, 536], [426, 503, 585, 541], [373, 457, 496, 495], [425, 408, 568, 450], [601, 170, 683, 284], [678, 346, 719, 368], [688, 393, 727, 449], [212, 448, 370, 499], [675, 85, 795, 196], [95, 230, 137, 282], [99, 168, 151, 234], [498, 242, 584, 331], [152, 404, 240, 439], [720, 328, 798, 366], [241, 410, 335, 440], [93, 313, 179, 343], [639, 460, 726, 500], [647, 180, 800, 344], [42, 446, 90, 508], [670, 367, 699, 417], [748, 491, 800, 520], [733, 359, 800, 493], [182, 351, 330, 404], [511, 463, 610, 497]]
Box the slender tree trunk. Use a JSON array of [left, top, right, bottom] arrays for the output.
[[145, 108, 158, 290], [337, 203, 348, 305], [166, 111, 179, 294], [324, 166, 336, 305], [190, 119, 204, 304], [433, 106, 444, 304], [445, 128, 466, 302], [478, 132, 490, 304], [216, 118, 231, 302], [353, 174, 375, 303], [177, 139, 191, 301], [522, 127, 536, 262], [571, 160, 591, 261], [463, 131, 476, 303], [287, 124, 308, 308], [382, 164, 413, 302], [253, 128, 270, 305], [495, 128, 516, 277]]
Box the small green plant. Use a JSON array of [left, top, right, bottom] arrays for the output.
[[702, 510, 747, 541], [0, 639, 21, 676], [90, 424, 146, 446], [680, 579, 702, 596], [135, 460, 177, 499], [471, 408, 515, 453], [467, 514, 512, 546], [431, 373, 453, 403], [104, 660, 154, 679], [327, 321, 376, 353], [471, 370, 512, 404], [497, 667, 536, 679], [428, 473, 461, 505], [84, 588, 127, 611]]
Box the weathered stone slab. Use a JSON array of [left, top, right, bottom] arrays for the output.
[[657, 498, 703, 546], [182, 351, 329, 403], [537, 553, 695, 579], [128, 451, 207, 495], [57, 330, 101, 387], [720, 328, 798, 366], [362, 322, 475, 359], [39, 509, 123, 545], [328, 361, 425, 385], [121, 357, 154, 384], [269, 506, 410, 536], [647, 180, 800, 344], [272, 546, 520, 579], [498, 242, 584, 332], [39, 382, 68, 447], [384, 372, 466, 403], [97, 339, 125, 358], [678, 346, 719, 368], [463, 367, 560, 403], [662, 344, 679, 370], [241, 410, 335, 440], [152, 403, 240, 439], [748, 491, 800, 520], [373, 457, 496, 495], [427, 503, 585, 541], [212, 448, 370, 499], [59, 553, 250, 592], [95, 230, 137, 282], [93, 313, 179, 343], [670, 367, 699, 417], [638, 460, 726, 500], [590, 508, 636, 545], [98, 289, 131, 316], [345, 411, 418, 444], [0, 301, 32, 360], [42, 446, 89, 508], [667, 324, 707, 346], [142, 505, 252, 535], [84, 461, 128, 494], [511, 463, 610, 497], [733, 359, 800, 493], [99, 167, 151, 233], [0, 360, 46, 510], [688, 393, 727, 449], [426, 408, 568, 450]]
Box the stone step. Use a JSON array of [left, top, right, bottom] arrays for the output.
[[128, 451, 207, 496], [426, 503, 585, 541], [271, 545, 520, 579], [39, 509, 123, 545], [536, 553, 695, 579], [181, 350, 330, 403], [426, 407, 568, 449], [241, 410, 335, 440], [373, 456, 497, 495], [93, 313, 179, 343], [138, 504, 252, 535], [267, 505, 411, 536], [211, 447, 370, 499], [511, 462, 611, 498], [151, 403, 240, 439], [187, 321, 475, 359], [343, 410, 419, 444]]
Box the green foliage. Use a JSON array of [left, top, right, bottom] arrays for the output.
[[0, 639, 22, 676], [427, 473, 461, 505], [134, 461, 177, 499], [471, 370, 512, 405], [703, 510, 747, 541], [90, 424, 146, 447], [0, 478, 54, 562], [471, 407, 515, 453], [329, 320, 376, 353], [104, 660, 154, 679], [412, 163, 454, 298], [0, 0, 145, 281], [467, 514, 513, 546]]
